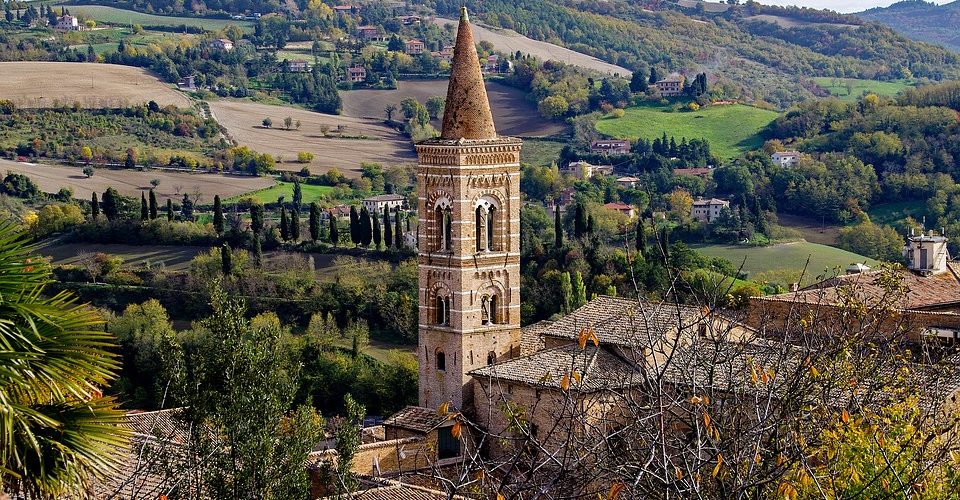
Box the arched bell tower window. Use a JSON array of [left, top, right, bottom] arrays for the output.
[[435, 295, 450, 326], [474, 198, 499, 252], [481, 294, 499, 325], [434, 199, 452, 252]]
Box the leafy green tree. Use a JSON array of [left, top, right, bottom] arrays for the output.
[[309, 202, 320, 242], [140, 192, 148, 221], [148, 189, 158, 219], [82, 166, 94, 178], [0, 221, 129, 496], [425, 95, 446, 119], [262, 117, 272, 128], [559, 271, 573, 314], [108, 299, 181, 409], [179, 287, 324, 498], [102, 187, 120, 221], [571, 271, 587, 310], [630, 69, 649, 92], [837, 222, 905, 262], [332, 394, 365, 493], [280, 207, 289, 241], [213, 195, 224, 234]]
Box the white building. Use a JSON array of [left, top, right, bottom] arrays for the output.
[[772, 151, 801, 167], [362, 194, 406, 214], [615, 176, 640, 188], [903, 230, 950, 275], [209, 38, 234, 51], [561, 160, 613, 180], [55, 15, 79, 31], [690, 198, 730, 223]]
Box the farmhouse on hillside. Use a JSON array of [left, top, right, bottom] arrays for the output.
[[590, 139, 631, 155], [209, 38, 234, 51], [772, 150, 801, 167], [561, 160, 613, 179], [656, 73, 686, 97], [55, 14, 79, 31], [405, 39, 426, 55], [690, 197, 730, 223], [347, 65, 367, 83], [362, 194, 406, 214]]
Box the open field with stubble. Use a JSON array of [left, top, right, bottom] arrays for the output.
[[0, 62, 190, 108], [433, 18, 631, 76], [340, 80, 567, 138], [0, 159, 274, 203], [69, 5, 254, 31], [209, 99, 417, 177]]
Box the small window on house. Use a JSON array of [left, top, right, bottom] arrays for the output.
[[698, 323, 707, 337], [487, 351, 496, 365], [437, 425, 461, 459], [436, 351, 446, 371]]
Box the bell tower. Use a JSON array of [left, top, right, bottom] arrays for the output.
[[416, 8, 522, 411]]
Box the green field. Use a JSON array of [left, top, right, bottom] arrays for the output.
[[693, 241, 877, 286], [67, 27, 193, 54], [227, 181, 337, 205], [521, 138, 565, 166], [70, 5, 253, 31], [812, 77, 915, 103], [596, 103, 780, 160], [867, 200, 928, 227]]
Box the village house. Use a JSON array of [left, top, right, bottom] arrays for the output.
[[590, 139, 631, 155], [656, 73, 686, 97], [287, 59, 310, 72], [433, 45, 454, 63], [603, 201, 636, 218], [177, 75, 197, 91], [405, 39, 426, 55], [690, 197, 730, 223], [333, 4, 357, 13], [772, 150, 801, 167], [561, 160, 613, 180], [357, 26, 386, 42], [55, 14, 79, 30], [615, 176, 640, 188], [347, 65, 367, 83], [209, 38, 234, 51], [397, 14, 422, 25], [362, 194, 406, 214]]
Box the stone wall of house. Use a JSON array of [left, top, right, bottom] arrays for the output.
[[309, 434, 436, 495]]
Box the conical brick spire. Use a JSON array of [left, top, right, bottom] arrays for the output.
[[440, 7, 497, 140]]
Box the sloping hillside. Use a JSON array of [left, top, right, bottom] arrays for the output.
[[858, 0, 960, 51]]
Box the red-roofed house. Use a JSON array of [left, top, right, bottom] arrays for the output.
[[405, 39, 426, 55], [604, 202, 636, 218]]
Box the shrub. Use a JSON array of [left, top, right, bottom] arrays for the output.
[[297, 152, 315, 164], [610, 108, 626, 118]]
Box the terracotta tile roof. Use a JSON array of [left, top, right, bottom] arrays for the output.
[[538, 296, 705, 347], [757, 269, 960, 311], [520, 320, 552, 354], [470, 343, 641, 392], [383, 406, 448, 433], [335, 477, 464, 499]]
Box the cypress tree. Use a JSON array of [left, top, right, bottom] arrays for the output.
[[636, 217, 646, 257], [166, 198, 174, 221], [148, 190, 158, 219], [280, 207, 289, 241], [292, 179, 303, 208], [649, 66, 659, 85], [383, 207, 393, 249], [221, 243, 232, 275], [140, 193, 148, 221], [213, 195, 224, 234], [572, 271, 587, 309], [359, 207, 372, 247], [290, 207, 300, 241], [349, 206, 360, 247], [394, 211, 403, 249], [559, 271, 572, 314], [587, 214, 595, 235], [91, 192, 100, 219], [102, 188, 119, 221], [372, 209, 382, 249], [554, 205, 563, 248], [253, 234, 263, 268], [330, 213, 339, 247], [250, 204, 264, 234], [574, 203, 586, 238], [309, 202, 320, 241]]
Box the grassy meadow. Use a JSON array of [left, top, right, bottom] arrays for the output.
[[595, 103, 779, 160], [812, 77, 915, 103], [227, 181, 338, 205], [693, 241, 876, 286]]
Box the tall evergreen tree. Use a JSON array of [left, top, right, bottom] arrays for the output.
[[636, 217, 646, 257], [166, 198, 174, 221], [91, 192, 100, 219], [221, 243, 232, 275], [572, 271, 587, 309], [554, 206, 563, 248], [329, 213, 339, 247], [649, 66, 659, 85], [102, 188, 119, 221], [349, 206, 360, 247], [587, 214, 595, 235], [372, 209, 382, 249], [630, 69, 649, 93], [250, 204, 264, 234], [280, 207, 289, 241], [180, 194, 194, 220], [559, 271, 572, 314], [574, 204, 587, 238], [394, 211, 403, 249], [140, 193, 148, 221], [359, 207, 372, 247], [148, 190, 158, 219], [292, 180, 303, 208], [309, 202, 320, 242], [253, 234, 263, 268], [213, 195, 224, 234], [290, 207, 300, 241], [383, 207, 393, 249]]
